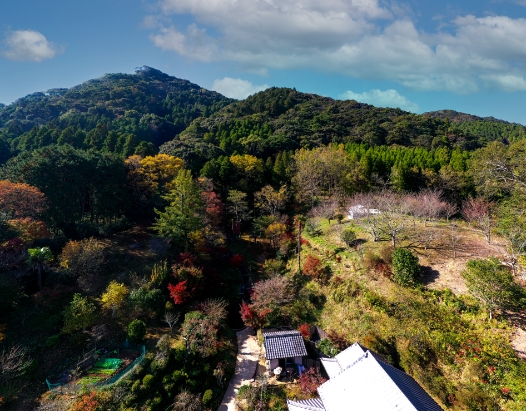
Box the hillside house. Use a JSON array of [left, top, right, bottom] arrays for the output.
[[348, 205, 380, 220], [262, 329, 308, 376], [287, 343, 442, 411]]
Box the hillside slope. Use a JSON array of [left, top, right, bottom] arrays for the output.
[[0, 66, 234, 159], [160, 88, 526, 169]]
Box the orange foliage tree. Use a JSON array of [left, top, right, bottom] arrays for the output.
[[0, 180, 47, 223]]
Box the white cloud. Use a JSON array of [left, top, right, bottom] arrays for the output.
[[480, 74, 526, 91], [2, 30, 60, 62], [211, 77, 269, 99], [147, 0, 526, 93], [339, 89, 419, 112], [149, 24, 217, 62]]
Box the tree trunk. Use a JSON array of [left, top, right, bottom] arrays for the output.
[[37, 263, 42, 289]]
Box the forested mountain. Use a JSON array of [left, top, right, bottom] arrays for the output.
[[4, 68, 526, 411], [0, 66, 234, 160], [160, 87, 526, 172], [1, 67, 525, 171], [425, 109, 526, 143]]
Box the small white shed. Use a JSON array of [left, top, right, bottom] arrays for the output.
[[348, 205, 380, 220]]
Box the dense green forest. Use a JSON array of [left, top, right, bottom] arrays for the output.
[[1, 68, 526, 411], [0, 66, 233, 161]]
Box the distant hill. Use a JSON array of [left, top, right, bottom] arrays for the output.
[[160, 87, 526, 170], [423, 109, 511, 124], [0, 66, 234, 159], [424, 110, 525, 144], [2, 68, 526, 168]]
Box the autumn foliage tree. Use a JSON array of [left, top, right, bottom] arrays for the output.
[[0, 180, 47, 224], [298, 368, 327, 395], [240, 276, 293, 328], [101, 281, 129, 318], [167, 253, 208, 305], [181, 299, 228, 357], [139, 153, 184, 195], [59, 237, 107, 294], [303, 255, 329, 283]]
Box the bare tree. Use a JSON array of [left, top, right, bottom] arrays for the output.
[[443, 201, 458, 222], [0, 345, 30, 382], [199, 298, 228, 325], [311, 195, 339, 225], [163, 311, 181, 335], [449, 224, 463, 259], [375, 190, 412, 248], [347, 192, 382, 242], [173, 389, 202, 411], [0, 345, 31, 402], [250, 276, 294, 315], [462, 197, 494, 244], [500, 226, 526, 278], [412, 189, 447, 226], [181, 299, 228, 358]]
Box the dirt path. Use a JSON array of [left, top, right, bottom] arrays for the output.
[[218, 327, 261, 411]]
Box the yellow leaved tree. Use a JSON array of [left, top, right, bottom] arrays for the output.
[[101, 281, 129, 318]]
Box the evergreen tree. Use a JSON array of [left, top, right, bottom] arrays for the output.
[[154, 170, 204, 251]]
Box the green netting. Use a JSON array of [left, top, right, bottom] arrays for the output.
[[93, 358, 123, 370], [46, 344, 146, 393]]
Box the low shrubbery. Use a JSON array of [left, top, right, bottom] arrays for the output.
[[391, 248, 420, 287]]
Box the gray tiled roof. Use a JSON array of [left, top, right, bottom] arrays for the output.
[[287, 398, 325, 411], [378, 360, 443, 411], [262, 330, 308, 360]]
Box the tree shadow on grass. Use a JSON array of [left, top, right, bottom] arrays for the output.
[[420, 265, 440, 286]]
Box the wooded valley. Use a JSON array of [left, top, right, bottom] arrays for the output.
[[1, 66, 526, 411]]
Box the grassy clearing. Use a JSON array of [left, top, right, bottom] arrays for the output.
[[295, 216, 526, 410]]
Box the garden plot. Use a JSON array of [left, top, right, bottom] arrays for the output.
[[76, 349, 139, 387]]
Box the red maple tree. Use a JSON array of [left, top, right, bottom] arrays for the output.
[[298, 368, 326, 395]]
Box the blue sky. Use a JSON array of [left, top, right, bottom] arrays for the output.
[[2, 0, 526, 123]]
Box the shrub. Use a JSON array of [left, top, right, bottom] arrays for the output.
[[142, 374, 154, 389], [317, 338, 340, 357], [130, 287, 165, 314], [305, 220, 322, 237], [202, 389, 214, 406], [44, 334, 60, 348], [298, 323, 311, 339], [298, 368, 326, 395], [127, 319, 146, 343], [131, 379, 141, 393], [391, 248, 420, 287], [340, 228, 356, 248], [229, 254, 243, 268], [69, 392, 100, 411], [379, 245, 394, 265], [303, 255, 329, 283], [172, 370, 186, 384], [363, 251, 381, 270]]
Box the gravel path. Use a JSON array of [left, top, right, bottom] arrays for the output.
[[218, 327, 261, 411]]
